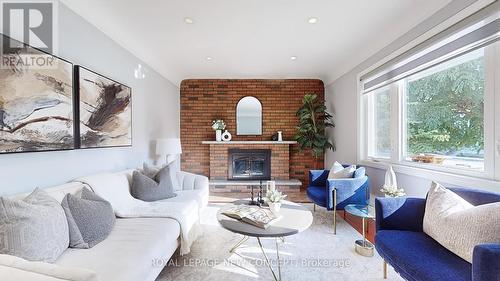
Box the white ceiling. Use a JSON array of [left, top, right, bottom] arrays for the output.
[[60, 0, 451, 86]]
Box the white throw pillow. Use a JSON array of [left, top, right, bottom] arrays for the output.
[[0, 189, 69, 262], [423, 182, 500, 263], [328, 161, 356, 179]]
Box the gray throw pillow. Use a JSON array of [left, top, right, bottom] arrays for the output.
[[144, 162, 181, 192], [131, 168, 177, 202], [155, 164, 174, 184], [0, 188, 69, 262], [155, 164, 178, 197], [143, 162, 160, 179], [61, 187, 116, 249]]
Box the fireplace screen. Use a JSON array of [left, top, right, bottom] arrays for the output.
[[228, 149, 271, 180]]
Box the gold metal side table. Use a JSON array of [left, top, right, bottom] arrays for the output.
[[344, 204, 375, 257]]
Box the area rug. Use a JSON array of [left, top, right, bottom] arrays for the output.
[[156, 203, 403, 281]]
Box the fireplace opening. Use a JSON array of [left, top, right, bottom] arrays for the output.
[[228, 149, 271, 180]]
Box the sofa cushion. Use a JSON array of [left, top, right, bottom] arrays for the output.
[[61, 188, 116, 249], [376, 230, 471, 281], [0, 188, 69, 263], [56, 218, 180, 281], [423, 182, 500, 263], [0, 254, 98, 281], [7, 182, 86, 203], [75, 171, 134, 213]]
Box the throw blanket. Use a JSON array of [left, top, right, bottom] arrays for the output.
[[76, 171, 200, 255], [0, 254, 99, 281]]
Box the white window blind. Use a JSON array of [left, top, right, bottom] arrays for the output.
[[361, 2, 500, 94]]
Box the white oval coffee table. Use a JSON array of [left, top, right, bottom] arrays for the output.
[[217, 199, 313, 281]]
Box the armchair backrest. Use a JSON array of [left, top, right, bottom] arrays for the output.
[[354, 167, 366, 178], [447, 187, 500, 206], [309, 164, 365, 187]]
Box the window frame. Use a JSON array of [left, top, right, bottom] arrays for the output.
[[359, 42, 499, 182], [365, 85, 394, 160]]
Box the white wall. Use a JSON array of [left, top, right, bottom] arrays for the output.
[[0, 4, 180, 195], [325, 0, 491, 198]]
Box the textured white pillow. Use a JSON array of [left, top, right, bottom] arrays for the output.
[[423, 182, 500, 263], [328, 161, 356, 179], [0, 189, 69, 262]]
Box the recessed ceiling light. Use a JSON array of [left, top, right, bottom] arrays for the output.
[[308, 17, 318, 24], [290, 56, 297, 60], [206, 56, 213, 61], [184, 17, 194, 24]]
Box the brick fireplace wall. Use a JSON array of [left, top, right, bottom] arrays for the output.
[[180, 79, 325, 191]]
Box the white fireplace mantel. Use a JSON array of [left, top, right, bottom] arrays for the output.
[[201, 141, 297, 144]]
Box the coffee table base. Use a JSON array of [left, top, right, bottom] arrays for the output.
[[229, 236, 283, 281], [229, 235, 249, 253], [355, 239, 374, 257]]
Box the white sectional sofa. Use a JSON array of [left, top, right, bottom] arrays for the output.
[[0, 169, 209, 281]]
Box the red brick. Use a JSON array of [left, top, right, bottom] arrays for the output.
[[180, 79, 325, 193]]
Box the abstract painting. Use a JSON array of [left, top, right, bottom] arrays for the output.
[[0, 34, 74, 153], [77, 66, 132, 148]]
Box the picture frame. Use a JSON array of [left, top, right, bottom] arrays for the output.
[[75, 65, 132, 149], [0, 33, 76, 154]]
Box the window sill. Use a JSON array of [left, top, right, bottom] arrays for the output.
[[359, 159, 500, 192]]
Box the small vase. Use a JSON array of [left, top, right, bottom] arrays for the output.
[[277, 131, 283, 142], [216, 130, 222, 142], [269, 202, 281, 214], [221, 130, 232, 142]]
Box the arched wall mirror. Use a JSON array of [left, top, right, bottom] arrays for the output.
[[236, 96, 262, 135]]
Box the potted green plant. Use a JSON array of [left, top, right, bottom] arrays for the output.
[[265, 188, 287, 214], [294, 94, 335, 167]]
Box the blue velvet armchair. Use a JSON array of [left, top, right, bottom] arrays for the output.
[[307, 166, 369, 234], [375, 187, 500, 281]]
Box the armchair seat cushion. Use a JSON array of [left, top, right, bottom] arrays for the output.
[[306, 185, 327, 208], [376, 230, 471, 281]]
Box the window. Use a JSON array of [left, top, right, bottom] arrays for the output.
[[361, 41, 499, 178], [359, 7, 500, 181], [404, 49, 485, 171], [366, 87, 392, 159]]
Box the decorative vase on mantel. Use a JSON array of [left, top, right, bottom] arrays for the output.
[[212, 119, 226, 142], [221, 130, 232, 142]]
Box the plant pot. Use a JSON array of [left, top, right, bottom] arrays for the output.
[[221, 130, 232, 142], [215, 130, 222, 142], [268, 202, 281, 214]]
